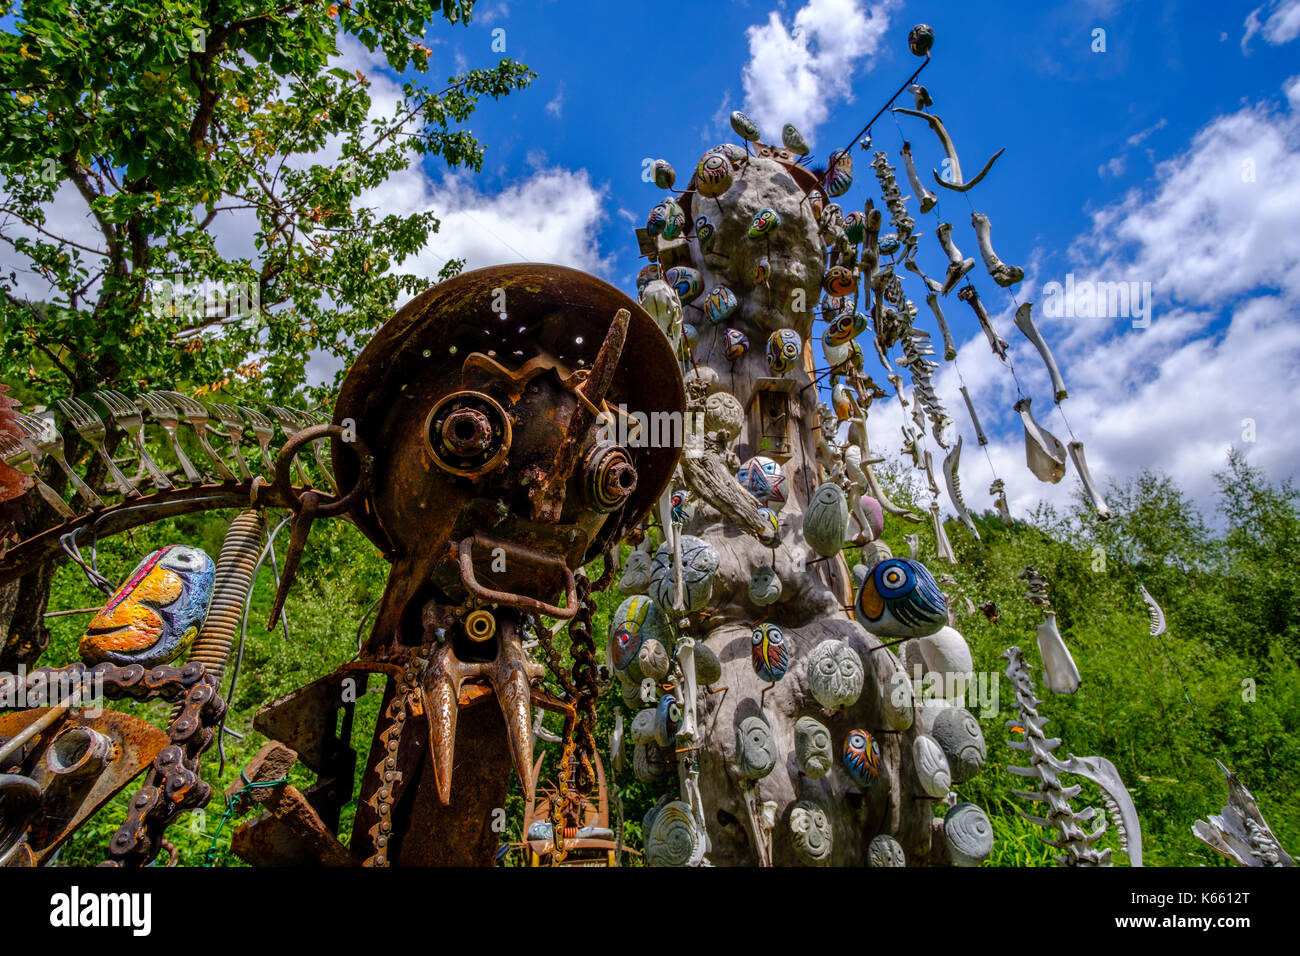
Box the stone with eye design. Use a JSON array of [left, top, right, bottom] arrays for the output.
[[654, 693, 682, 747], [824, 149, 853, 197], [931, 707, 986, 783], [803, 481, 849, 558], [867, 833, 906, 867], [627, 637, 670, 683], [730, 110, 760, 142], [650, 535, 719, 614], [736, 715, 778, 780], [794, 715, 833, 779], [943, 802, 994, 867], [696, 152, 734, 199], [750, 622, 789, 682], [765, 328, 801, 375], [723, 327, 749, 362], [749, 564, 783, 607], [807, 639, 864, 712], [842, 729, 881, 787], [608, 594, 669, 672], [748, 207, 781, 239], [789, 798, 833, 866], [651, 159, 676, 190]]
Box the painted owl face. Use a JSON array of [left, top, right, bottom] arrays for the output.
[[855, 557, 947, 639], [696, 153, 734, 199], [652, 159, 676, 190], [879, 233, 901, 256], [736, 716, 777, 779], [794, 715, 833, 778], [807, 639, 864, 712], [843, 729, 882, 787], [765, 328, 801, 375], [823, 266, 856, 298], [80, 545, 215, 667], [702, 285, 738, 325], [655, 693, 682, 747], [748, 207, 781, 239], [635, 263, 662, 296], [824, 150, 853, 198], [751, 622, 788, 682], [730, 109, 760, 142], [695, 215, 715, 253], [670, 488, 690, 523], [755, 506, 781, 546], [609, 595, 663, 671], [665, 266, 702, 303], [844, 210, 866, 244], [789, 799, 833, 864], [723, 328, 749, 361], [822, 310, 867, 347]]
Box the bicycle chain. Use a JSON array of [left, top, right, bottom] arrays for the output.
[[362, 653, 424, 867]]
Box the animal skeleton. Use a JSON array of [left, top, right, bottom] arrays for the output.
[[1137, 584, 1165, 637], [989, 478, 1013, 526], [870, 151, 916, 243], [929, 502, 957, 564], [893, 107, 1005, 193], [970, 211, 1024, 287], [1193, 760, 1294, 867], [1018, 566, 1080, 694]]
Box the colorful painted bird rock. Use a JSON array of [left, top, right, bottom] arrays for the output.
[[909, 23, 936, 57], [79, 545, 215, 667], [824, 149, 854, 197], [737, 455, 788, 510], [832, 383, 855, 421], [878, 233, 901, 256], [654, 693, 682, 747], [635, 263, 662, 296], [609, 594, 670, 672], [652, 159, 676, 190], [765, 328, 801, 374], [794, 716, 833, 778], [646, 202, 670, 237], [750, 622, 788, 682], [855, 557, 948, 638], [842, 729, 882, 787], [822, 310, 868, 347], [695, 215, 715, 253], [803, 482, 849, 558], [650, 535, 719, 613], [844, 210, 867, 244], [730, 109, 760, 142], [748, 207, 781, 239], [736, 716, 778, 779], [755, 506, 781, 546], [702, 285, 738, 324], [807, 639, 864, 711], [696, 152, 734, 199], [822, 265, 856, 298], [670, 488, 691, 524], [749, 564, 782, 606], [723, 327, 749, 361], [782, 123, 810, 156], [752, 256, 770, 286], [665, 265, 703, 303]]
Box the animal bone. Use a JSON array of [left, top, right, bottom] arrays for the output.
[[1013, 303, 1067, 403], [970, 211, 1024, 287], [957, 285, 1009, 359], [1193, 760, 1294, 867], [1137, 584, 1166, 638], [1036, 611, 1081, 695], [909, 83, 933, 111], [1068, 440, 1112, 520], [989, 478, 1013, 526], [893, 107, 1005, 193], [924, 292, 957, 361], [959, 386, 988, 445], [676, 637, 699, 743], [930, 503, 957, 564], [900, 142, 938, 213], [943, 436, 980, 540], [936, 223, 975, 296], [1014, 397, 1066, 483]]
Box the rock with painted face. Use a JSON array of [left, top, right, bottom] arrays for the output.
[[789, 799, 833, 866], [908, 23, 936, 57], [803, 482, 849, 557], [867, 833, 906, 867], [630, 707, 657, 746], [823, 265, 857, 298], [931, 707, 986, 784], [730, 110, 761, 142], [751, 622, 789, 682], [912, 733, 952, 799], [723, 327, 749, 362], [943, 802, 994, 867], [749, 564, 783, 607], [824, 149, 853, 197], [766, 328, 802, 374], [695, 215, 716, 253], [822, 310, 868, 347], [736, 716, 778, 780], [855, 557, 948, 639], [649, 536, 719, 614], [794, 715, 833, 779], [748, 206, 781, 239], [608, 594, 669, 672], [702, 285, 738, 325], [842, 729, 882, 787], [844, 210, 867, 244], [696, 152, 734, 199], [651, 159, 676, 190], [807, 639, 864, 712], [665, 265, 703, 303]]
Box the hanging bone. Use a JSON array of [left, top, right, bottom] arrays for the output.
[[924, 292, 958, 361], [1137, 584, 1166, 638], [930, 502, 957, 564], [901, 142, 938, 214], [1068, 440, 1112, 520], [893, 107, 1005, 193], [943, 436, 980, 540], [936, 224, 976, 296], [970, 211, 1024, 287], [1013, 303, 1067, 403], [959, 385, 989, 446], [957, 285, 1009, 359], [989, 478, 1013, 526]]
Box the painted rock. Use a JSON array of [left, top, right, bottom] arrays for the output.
[[723, 327, 749, 361], [634, 741, 672, 783], [659, 199, 686, 239], [609, 594, 669, 671], [681, 322, 699, 354], [749, 564, 783, 607], [635, 263, 662, 296], [794, 715, 833, 779], [702, 285, 738, 324], [650, 535, 719, 614], [765, 328, 801, 374], [752, 256, 770, 285], [646, 201, 670, 237], [654, 693, 682, 747], [822, 338, 851, 369], [824, 149, 853, 197], [79, 545, 215, 667], [909, 23, 936, 57], [913, 733, 952, 799], [943, 802, 994, 867], [704, 390, 744, 439], [737, 455, 788, 510], [750, 621, 789, 682], [755, 507, 781, 546], [867, 834, 906, 867], [823, 265, 856, 297], [628, 637, 670, 683], [879, 233, 901, 256], [832, 382, 855, 421], [804, 482, 849, 557], [782, 123, 810, 156], [789, 799, 833, 866], [842, 729, 882, 787], [730, 109, 760, 142], [748, 207, 781, 239], [882, 670, 915, 731], [859, 495, 886, 541], [807, 639, 864, 712], [736, 716, 778, 780], [844, 210, 867, 244], [652, 159, 676, 190], [639, 278, 682, 341], [618, 549, 653, 595], [931, 707, 986, 783], [695, 215, 715, 253], [696, 152, 733, 199], [822, 309, 867, 347], [707, 142, 748, 164], [646, 800, 701, 866], [665, 265, 703, 303], [694, 641, 723, 684], [669, 488, 692, 524], [855, 557, 948, 638]]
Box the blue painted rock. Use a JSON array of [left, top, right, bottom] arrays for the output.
[[855, 557, 948, 638], [765, 328, 801, 374], [608, 594, 670, 672], [737, 455, 788, 510], [909, 23, 936, 57], [695, 215, 715, 253], [879, 233, 901, 256], [661, 199, 686, 239], [723, 327, 749, 361], [702, 285, 738, 324], [748, 207, 781, 239], [824, 149, 854, 197], [79, 545, 215, 666], [695, 152, 733, 199], [842, 729, 882, 787], [782, 123, 810, 156], [654, 693, 682, 747], [665, 265, 703, 303], [803, 482, 849, 557], [650, 536, 719, 613], [730, 109, 760, 142], [822, 310, 867, 347], [750, 622, 788, 682], [755, 506, 781, 546]]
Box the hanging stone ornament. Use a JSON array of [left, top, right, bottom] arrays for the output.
[[723, 327, 749, 361], [670, 488, 692, 524], [842, 729, 882, 787], [736, 716, 779, 780], [652, 159, 676, 190], [794, 716, 834, 778], [731, 109, 761, 142], [630, 707, 657, 745], [707, 142, 748, 164], [755, 506, 781, 546], [696, 152, 734, 199], [822, 310, 868, 348], [913, 733, 952, 799], [634, 741, 672, 784], [645, 800, 703, 867], [636, 263, 662, 296], [832, 383, 855, 421], [752, 256, 771, 286], [695, 215, 716, 253], [750, 622, 789, 682], [694, 642, 723, 684], [878, 233, 902, 256], [646, 200, 671, 237], [618, 548, 653, 595], [681, 323, 699, 355], [824, 149, 854, 197], [930, 706, 987, 783], [749, 564, 783, 606], [844, 210, 866, 244], [663, 198, 686, 239], [608, 594, 670, 672], [803, 482, 849, 557], [654, 693, 682, 747], [737, 455, 788, 510], [881, 670, 915, 731], [665, 265, 703, 303], [704, 390, 745, 440], [650, 535, 719, 614], [782, 123, 810, 156], [748, 206, 781, 239], [943, 802, 994, 867], [822, 265, 857, 298], [639, 278, 683, 344], [628, 637, 671, 683], [868, 834, 906, 867], [765, 328, 801, 374], [859, 494, 886, 541], [702, 285, 738, 325], [908, 23, 936, 57], [854, 557, 948, 639], [789, 799, 834, 866], [807, 639, 865, 712]]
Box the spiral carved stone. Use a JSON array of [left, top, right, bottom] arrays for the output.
[[930, 707, 986, 784], [867, 833, 906, 867], [912, 733, 952, 799], [789, 799, 834, 866], [646, 800, 702, 867], [736, 716, 777, 780], [807, 639, 865, 712], [943, 802, 994, 867]]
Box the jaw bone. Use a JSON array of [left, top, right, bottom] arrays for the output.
[[957, 285, 1010, 360], [970, 212, 1024, 287], [901, 142, 938, 213], [1138, 584, 1166, 638], [936, 223, 976, 296], [943, 436, 981, 540], [892, 107, 1005, 193], [1014, 397, 1067, 484], [1068, 440, 1112, 520], [1013, 303, 1067, 403]]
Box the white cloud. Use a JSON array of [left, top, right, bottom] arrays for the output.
[[545, 88, 564, 118], [740, 0, 898, 147], [1098, 155, 1127, 178], [1242, 0, 1300, 52]]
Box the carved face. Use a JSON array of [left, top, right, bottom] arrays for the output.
[[649, 536, 718, 614], [749, 564, 783, 606], [618, 549, 653, 595], [842, 729, 881, 787], [645, 801, 700, 867], [750, 622, 788, 683], [868, 834, 906, 867], [913, 733, 952, 799], [665, 266, 702, 303], [736, 716, 777, 780], [794, 716, 833, 778], [931, 707, 986, 784], [632, 637, 670, 683], [882, 670, 915, 731], [789, 799, 833, 865], [807, 640, 864, 712]]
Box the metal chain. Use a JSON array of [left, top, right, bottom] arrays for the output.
[[361, 653, 423, 867]]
